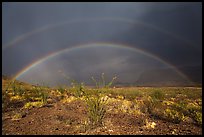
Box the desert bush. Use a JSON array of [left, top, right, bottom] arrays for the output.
[[84, 94, 108, 128], [40, 91, 48, 104], [31, 85, 48, 104], [150, 89, 164, 100], [120, 99, 134, 113], [186, 102, 202, 126], [91, 73, 117, 89], [164, 108, 185, 123], [168, 101, 188, 116], [143, 96, 160, 114], [83, 73, 116, 128], [31, 85, 43, 96], [170, 100, 202, 125], [2, 91, 10, 111], [11, 80, 25, 96], [70, 80, 85, 97], [124, 90, 141, 101], [161, 99, 202, 125], [193, 112, 202, 126]]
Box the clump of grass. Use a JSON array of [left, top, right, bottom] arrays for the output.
[[31, 85, 41, 96], [143, 96, 160, 114], [91, 73, 117, 89], [150, 89, 164, 100], [125, 90, 142, 101], [120, 99, 134, 113], [160, 99, 202, 125], [58, 70, 84, 97], [84, 73, 116, 128], [11, 80, 26, 96], [58, 85, 65, 94], [186, 102, 202, 126], [2, 91, 10, 112], [139, 89, 166, 118], [70, 80, 85, 98], [84, 93, 108, 128], [59, 72, 116, 129], [193, 112, 202, 126], [163, 108, 185, 123], [39, 91, 48, 104], [171, 101, 188, 116], [31, 85, 48, 105]]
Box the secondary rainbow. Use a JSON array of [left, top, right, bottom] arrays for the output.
[[14, 42, 191, 82], [3, 17, 196, 51]]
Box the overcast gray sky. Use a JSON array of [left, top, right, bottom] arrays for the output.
[[2, 2, 202, 86]]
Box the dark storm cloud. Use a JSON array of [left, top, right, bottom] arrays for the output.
[[140, 3, 202, 48], [2, 2, 202, 86]]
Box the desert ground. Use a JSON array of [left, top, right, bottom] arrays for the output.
[[2, 77, 202, 135]]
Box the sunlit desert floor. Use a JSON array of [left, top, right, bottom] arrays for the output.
[[2, 78, 202, 135]]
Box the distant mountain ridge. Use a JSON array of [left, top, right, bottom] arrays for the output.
[[2, 64, 201, 87], [134, 66, 201, 86]]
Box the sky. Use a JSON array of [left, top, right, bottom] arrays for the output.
[[2, 2, 202, 87]]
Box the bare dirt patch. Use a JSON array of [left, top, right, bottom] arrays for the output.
[[2, 99, 202, 135]]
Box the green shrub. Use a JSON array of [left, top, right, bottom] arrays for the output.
[[70, 81, 85, 98], [143, 96, 160, 114], [193, 112, 202, 126], [31, 85, 48, 104], [32, 85, 43, 96], [150, 89, 164, 100], [91, 73, 117, 89], [83, 73, 116, 128], [40, 91, 48, 104], [169, 101, 188, 116], [164, 108, 185, 123], [84, 94, 108, 127], [186, 102, 202, 126], [11, 80, 25, 96], [124, 90, 141, 101], [2, 91, 10, 111]]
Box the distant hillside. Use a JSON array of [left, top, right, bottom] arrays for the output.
[[2, 75, 35, 88], [3, 65, 201, 88], [178, 65, 202, 84], [134, 68, 199, 87], [2, 75, 14, 80]]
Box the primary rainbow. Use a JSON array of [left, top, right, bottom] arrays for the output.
[[3, 17, 196, 51], [14, 42, 191, 82]]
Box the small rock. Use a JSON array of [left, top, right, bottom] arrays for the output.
[[47, 99, 54, 104]]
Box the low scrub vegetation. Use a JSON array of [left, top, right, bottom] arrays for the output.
[[2, 75, 202, 135]]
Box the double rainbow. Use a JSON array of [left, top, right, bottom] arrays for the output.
[[3, 17, 192, 82], [14, 42, 191, 82]]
